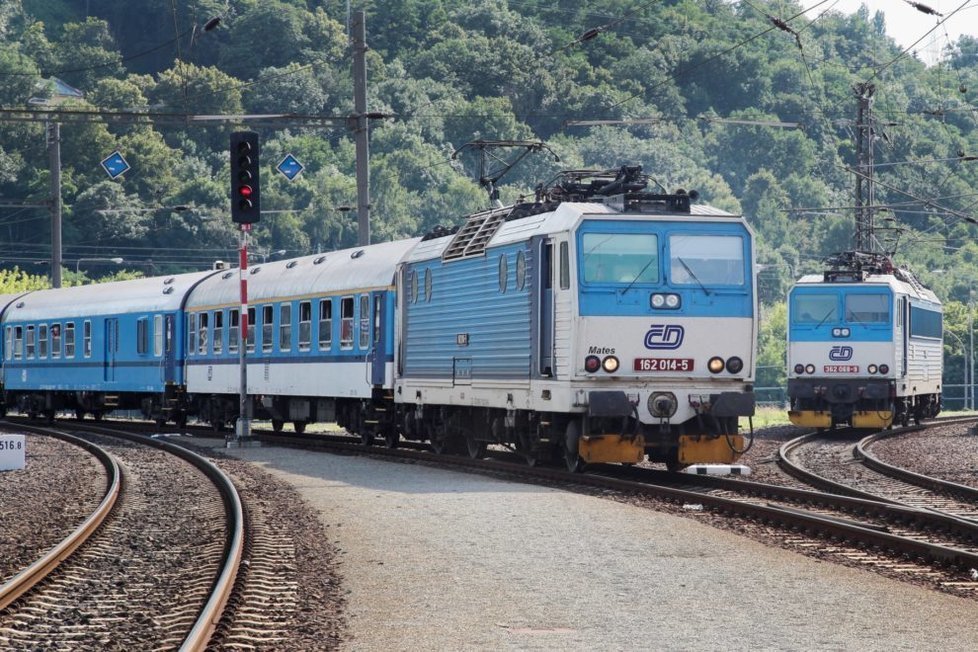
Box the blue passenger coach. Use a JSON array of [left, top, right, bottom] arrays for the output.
[[2, 272, 216, 422]]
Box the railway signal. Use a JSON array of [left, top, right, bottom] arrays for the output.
[[230, 131, 260, 224]]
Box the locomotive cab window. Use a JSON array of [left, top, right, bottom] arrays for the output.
[[845, 293, 889, 324], [669, 234, 743, 286], [793, 294, 838, 324], [582, 233, 659, 284]]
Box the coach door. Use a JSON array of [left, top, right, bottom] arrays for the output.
[[368, 292, 386, 386], [104, 318, 119, 382], [162, 314, 177, 384]]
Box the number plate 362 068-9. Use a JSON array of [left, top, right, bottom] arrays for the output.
[[633, 358, 694, 372]]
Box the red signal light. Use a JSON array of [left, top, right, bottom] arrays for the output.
[[239, 184, 253, 198]]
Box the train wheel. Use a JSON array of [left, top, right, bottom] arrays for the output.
[[564, 420, 584, 473], [384, 429, 400, 449], [465, 431, 486, 459], [271, 419, 284, 433], [517, 432, 538, 467], [429, 423, 448, 455], [293, 421, 306, 434]]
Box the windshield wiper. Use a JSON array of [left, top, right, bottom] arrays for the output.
[[677, 257, 710, 296], [622, 257, 658, 293], [815, 309, 836, 328]]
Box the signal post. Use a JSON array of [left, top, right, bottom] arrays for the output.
[[230, 131, 261, 445]]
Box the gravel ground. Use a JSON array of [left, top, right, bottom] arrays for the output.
[[211, 436, 978, 652], [871, 421, 978, 487]]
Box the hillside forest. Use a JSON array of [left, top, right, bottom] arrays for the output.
[[2, 0, 978, 400]]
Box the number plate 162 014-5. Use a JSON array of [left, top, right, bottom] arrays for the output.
[[634, 358, 694, 372]]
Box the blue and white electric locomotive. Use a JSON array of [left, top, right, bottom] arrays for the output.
[[395, 166, 757, 470], [787, 252, 942, 429]]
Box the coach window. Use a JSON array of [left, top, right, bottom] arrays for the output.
[[65, 322, 75, 358], [247, 307, 256, 352], [299, 301, 312, 351], [498, 254, 508, 292], [38, 325, 48, 359], [198, 312, 209, 354], [373, 295, 382, 344], [13, 326, 22, 359], [559, 242, 570, 290], [26, 325, 34, 359], [280, 303, 292, 352], [262, 305, 274, 353], [340, 297, 354, 350], [137, 318, 149, 355], [51, 324, 61, 359], [358, 295, 369, 349], [154, 315, 164, 357], [318, 299, 333, 350], [189, 313, 198, 356], [213, 311, 224, 354], [83, 321, 92, 358], [229, 309, 239, 353], [4, 327, 10, 360]]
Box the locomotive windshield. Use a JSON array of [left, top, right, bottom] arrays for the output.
[[581, 233, 659, 284], [669, 234, 745, 286], [793, 294, 837, 324], [845, 293, 889, 323]]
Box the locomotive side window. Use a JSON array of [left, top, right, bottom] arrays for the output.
[[499, 254, 508, 292], [340, 297, 354, 350], [38, 325, 47, 359], [189, 313, 198, 356], [583, 233, 659, 284], [213, 311, 224, 354], [262, 306, 273, 353], [83, 321, 92, 358], [299, 301, 312, 351], [516, 251, 527, 290], [247, 307, 256, 352], [845, 293, 889, 324], [154, 315, 164, 357], [669, 234, 742, 286], [280, 303, 292, 352], [910, 305, 942, 339], [51, 323, 61, 359], [26, 325, 34, 359], [319, 299, 333, 350], [65, 323, 75, 358], [229, 309, 239, 353], [424, 268, 432, 302], [793, 294, 837, 324], [559, 242, 569, 290]]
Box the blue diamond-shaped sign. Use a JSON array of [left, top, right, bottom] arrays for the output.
[[100, 151, 131, 179], [276, 153, 304, 181]]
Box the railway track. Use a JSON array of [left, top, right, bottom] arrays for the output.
[[0, 422, 243, 650]]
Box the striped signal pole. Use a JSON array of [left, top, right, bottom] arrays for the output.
[[236, 223, 251, 442]]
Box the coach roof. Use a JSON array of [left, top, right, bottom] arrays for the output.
[[4, 270, 218, 322]]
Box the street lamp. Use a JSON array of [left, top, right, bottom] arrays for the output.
[[76, 257, 124, 273]]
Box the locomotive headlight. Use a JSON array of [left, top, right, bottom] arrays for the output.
[[708, 357, 725, 374], [832, 328, 841, 337], [648, 392, 678, 418], [665, 294, 681, 308], [868, 364, 878, 374], [651, 294, 665, 308], [584, 355, 601, 373], [841, 328, 850, 337], [879, 364, 889, 374], [602, 356, 620, 373], [726, 357, 744, 374], [794, 364, 804, 374], [805, 364, 816, 374]]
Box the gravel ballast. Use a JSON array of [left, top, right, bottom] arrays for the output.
[[215, 441, 978, 651]]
